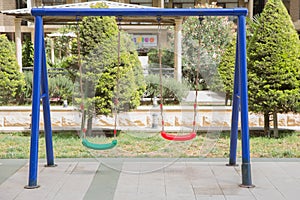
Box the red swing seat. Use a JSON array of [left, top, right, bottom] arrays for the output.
[[160, 131, 197, 141]]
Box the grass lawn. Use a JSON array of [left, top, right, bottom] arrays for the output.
[[0, 131, 299, 159]]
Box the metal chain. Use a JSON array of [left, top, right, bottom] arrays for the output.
[[157, 17, 165, 132], [113, 17, 122, 139], [192, 16, 204, 133]]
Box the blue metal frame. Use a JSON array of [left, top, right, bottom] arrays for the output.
[[41, 35, 55, 167], [27, 15, 43, 188], [238, 15, 253, 187], [228, 35, 240, 166], [26, 14, 55, 189], [31, 8, 247, 17], [28, 7, 253, 188]]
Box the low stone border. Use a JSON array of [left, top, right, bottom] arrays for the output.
[[0, 106, 299, 132]]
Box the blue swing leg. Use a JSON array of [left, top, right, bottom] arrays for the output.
[[238, 15, 254, 188], [228, 35, 240, 166], [25, 15, 43, 189], [25, 15, 55, 189], [41, 34, 55, 167]]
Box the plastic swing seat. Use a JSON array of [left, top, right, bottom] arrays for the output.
[[76, 18, 121, 152], [160, 131, 197, 141], [156, 21, 197, 143], [82, 138, 117, 150]]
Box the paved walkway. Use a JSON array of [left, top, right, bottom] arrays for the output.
[[0, 158, 299, 200]]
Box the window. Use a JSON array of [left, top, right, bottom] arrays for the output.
[[16, 0, 27, 9], [42, 0, 67, 6], [130, 0, 153, 7], [216, 3, 226, 8], [172, 0, 195, 8], [253, 0, 265, 16], [16, 1, 28, 25], [173, 3, 183, 8]]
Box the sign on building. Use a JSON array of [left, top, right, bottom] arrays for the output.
[[132, 35, 157, 48]]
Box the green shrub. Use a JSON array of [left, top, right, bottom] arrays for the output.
[[0, 34, 25, 105], [21, 71, 33, 104], [21, 71, 74, 105], [22, 38, 34, 69], [48, 74, 74, 103], [148, 48, 174, 67], [144, 74, 189, 104]]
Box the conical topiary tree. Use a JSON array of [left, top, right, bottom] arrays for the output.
[[74, 2, 145, 135], [78, 10, 145, 116], [247, 0, 300, 137], [0, 34, 25, 105], [210, 16, 263, 106], [210, 36, 236, 105]]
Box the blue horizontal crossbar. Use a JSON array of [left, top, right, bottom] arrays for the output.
[[31, 8, 247, 17]]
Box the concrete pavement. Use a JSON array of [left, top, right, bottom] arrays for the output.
[[1, 158, 300, 200]]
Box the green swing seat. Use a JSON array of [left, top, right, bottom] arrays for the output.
[[82, 138, 117, 150]]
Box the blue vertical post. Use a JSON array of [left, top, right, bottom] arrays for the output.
[[41, 35, 55, 167], [25, 15, 43, 189], [228, 35, 240, 166], [238, 15, 254, 188]]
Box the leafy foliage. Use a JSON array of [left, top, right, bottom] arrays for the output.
[[144, 74, 189, 103], [22, 38, 34, 69], [210, 36, 236, 105], [45, 25, 75, 64], [181, 4, 234, 90], [247, 0, 300, 135], [148, 48, 174, 67], [75, 2, 145, 115], [0, 34, 25, 105], [147, 4, 234, 91], [21, 71, 74, 105], [21, 71, 33, 104], [147, 48, 174, 77], [48, 74, 74, 103], [248, 0, 300, 113], [44, 25, 79, 82]]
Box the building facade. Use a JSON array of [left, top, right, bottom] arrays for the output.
[[0, 0, 299, 73], [1, 0, 299, 42]]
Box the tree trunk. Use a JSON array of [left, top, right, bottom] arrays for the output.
[[273, 111, 279, 138], [225, 91, 230, 106], [86, 116, 93, 137], [264, 112, 270, 137]]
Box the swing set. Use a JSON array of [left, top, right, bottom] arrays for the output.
[[27, 7, 253, 188], [156, 16, 199, 142], [76, 16, 121, 150], [77, 15, 197, 149]]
